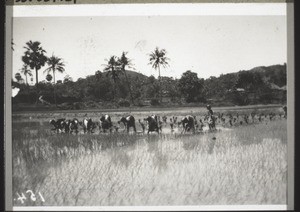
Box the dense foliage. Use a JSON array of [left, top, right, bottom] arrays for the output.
[[13, 41, 286, 110], [13, 64, 286, 110]]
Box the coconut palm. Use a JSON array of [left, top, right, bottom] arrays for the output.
[[22, 41, 47, 88], [44, 55, 65, 107], [148, 47, 170, 103], [20, 64, 32, 86], [118, 52, 135, 105], [44, 55, 65, 84], [102, 56, 121, 101]]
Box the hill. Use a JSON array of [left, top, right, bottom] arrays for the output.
[[204, 64, 287, 106], [12, 63, 287, 111], [124, 70, 149, 80]]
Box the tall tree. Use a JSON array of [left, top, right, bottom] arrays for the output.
[[103, 56, 121, 101], [44, 55, 65, 84], [22, 41, 47, 88], [44, 55, 65, 106], [118, 52, 135, 105], [20, 64, 32, 86], [178, 70, 204, 103], [148, 47, 170, 103]]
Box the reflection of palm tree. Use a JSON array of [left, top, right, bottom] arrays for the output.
[[20, 64, 32, 86], [44, 55, 65, 107], [103, 56, 120, 101], [118, 52, 135, 105], [148, 47, 170, 103]]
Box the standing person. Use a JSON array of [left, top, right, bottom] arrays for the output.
[[206, 105, 216, 130], [283, 105, 287, 118], [170, 118, 174, 132], [207, 104, 214, 116]]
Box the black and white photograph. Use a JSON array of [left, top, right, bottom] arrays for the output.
[[6, 2, 293, 211]]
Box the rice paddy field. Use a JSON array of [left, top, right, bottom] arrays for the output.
[[11, 105, 287, 206]]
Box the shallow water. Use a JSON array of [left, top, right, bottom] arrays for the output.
[[12, 118, 287, 206]]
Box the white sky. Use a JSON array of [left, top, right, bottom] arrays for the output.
[[12, 15, 287, 84]]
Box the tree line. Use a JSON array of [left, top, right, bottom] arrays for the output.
[[13, 40, 287, 110]]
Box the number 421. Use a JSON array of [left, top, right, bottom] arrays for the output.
[[15, 190, 45, 204]]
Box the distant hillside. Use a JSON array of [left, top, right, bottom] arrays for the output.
[[125, 70, 149, 79], [242, 64, 287, 88], [220, 64, 287, 89], [12, 63, 287, 111], [203, 63, 286, 106]]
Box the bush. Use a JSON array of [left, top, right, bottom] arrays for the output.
[[73, 102, 85, 110], [57, 102, 73, 110], [118, 99, 131, 107], [150, 98, 160, 106], [135, 99, 145, 107], [85, 101, 97, 108]]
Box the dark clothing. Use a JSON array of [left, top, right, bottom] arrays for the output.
[[208, 109, 214, 116], [283, 106, 287, 118], [207, 108, 215, 130]]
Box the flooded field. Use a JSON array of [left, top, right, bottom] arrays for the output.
[[12, 107, 287, 206]]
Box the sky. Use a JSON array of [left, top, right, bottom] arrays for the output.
[[12, 15, 287, 84]]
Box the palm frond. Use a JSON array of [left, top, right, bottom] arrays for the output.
[[43, 67, 52, 74], [57, 67, 65, 73]]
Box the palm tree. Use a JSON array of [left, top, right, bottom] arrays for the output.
[[22, 41, 47, 88], [102, 56, 121, 101], [20, 64, 32, 86], [148, 47, 170, 103], [44, 55, 65, 107], [118, 52, 135, 105], [44, 55, 65, 84]]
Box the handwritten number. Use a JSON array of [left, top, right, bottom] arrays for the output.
[[26, 190, 37, 201], [16, 191, 45, 203], [38, 192, 45, 202], [16, 192, 26, 204]]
